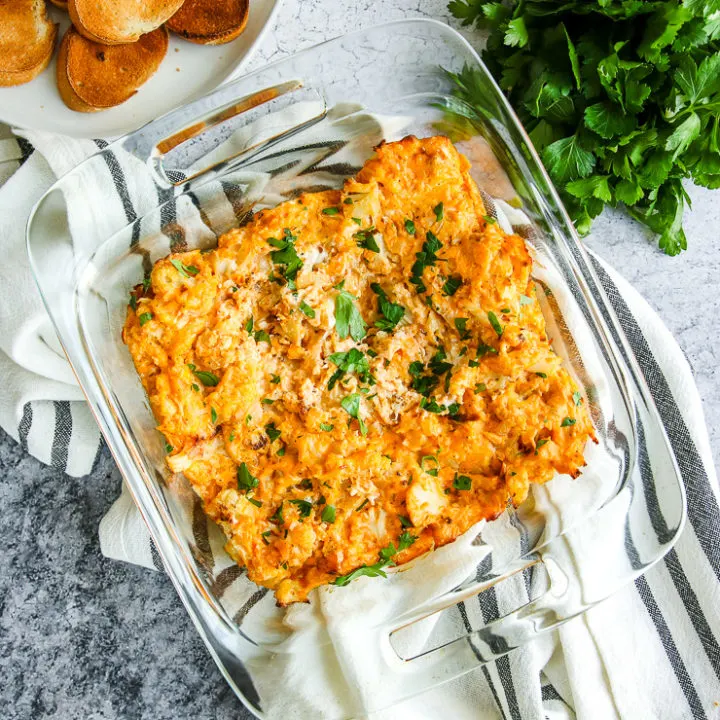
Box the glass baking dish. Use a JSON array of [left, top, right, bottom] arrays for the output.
[[27, 19, 686, 719]]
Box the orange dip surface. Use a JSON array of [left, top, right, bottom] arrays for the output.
[[123, 135, 595, 604]]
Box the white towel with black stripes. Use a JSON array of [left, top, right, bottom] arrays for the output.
[[1, 118, 719, 720]]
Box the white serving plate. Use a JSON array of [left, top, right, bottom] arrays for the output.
[[0, 0, 282, 138]]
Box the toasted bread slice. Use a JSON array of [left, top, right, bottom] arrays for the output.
[[167, 0, 249, 45], [68, 0, 183, 45], [0, 0, 57, 87], [57, 25, 168, 113]]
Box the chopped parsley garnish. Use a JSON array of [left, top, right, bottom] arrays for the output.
[[420, 397, 445, 413], [271, 502, 284, 524], [187, 364, 220, 387], [327, 348, 373, 390], [299, 301, 315, 318], [229, 433, 235, 442], [170, 258, 200, 278], [261, 398, 274, 405], [433, 202, 444, 222], [442, 275, 462, 296], [164, 441, 173, 453], [341, 393, 368, 436], [536, 438, 549, 449], [334, 288, 367, 341], [320, 423, 334, 432], [404, 218, 416, 235], [354, 227, 380, 253], [343, 197, 354, 205], [476, 341, 498, 358], [501, 308, 511, 314], [211, 407, 218, 424], [139, 312, 152, 326], [333, 533, 416, 587], [129, 294, 137, 311], [429, 347, 453, 376], [410, 231, 442, 294], [351, 217, 362, 225], [371, 283, 405, 331], [191, 383, 200, 392], [421, 455, 439, 477], [237, 463, 259, 492], [271, 374, 281, 384], [474, 383, 487, 393], [261, 530, 271, 545], [322, 206, 340, 216], [561, 417, 577, 427], [321, 505, 336, 523], [247, 497, 263, 508], [254, 329, 271, 343], [290, 499, 313, 518], [520, 294, 533, 305], [573, 391, 583, 406], [265, 422, 281, 442], [398, 515, 412, 528], [356, 499, 369, 512], [488, 311, 504, 337], [333, 562, 389, 586], [454, 318, 471, 340], [483, 215, 497, 225], [536, 372, 548, 379], [268, 228, 303, 287], [245, 316, 254, 334], [142, 275, 151, 293], [453, 473, 472, 491]]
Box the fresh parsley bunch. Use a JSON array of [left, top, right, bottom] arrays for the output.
[[447, 0, 720, 254]]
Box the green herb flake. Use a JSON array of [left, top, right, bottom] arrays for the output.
[[536, 372, 548, 379], [321, 505, 337, 523], [442, 275, 463, 297], [254, 329, 271, 344], [191, 383, 200, 392], [245, 316, 254, 334], [322, 206, 340, 216], [261, 531, 271, 545], [454, 317, 471, 340], [188, 365, 220, 387], [170, 258, 200, 279], [488, 311, 504, 337], [268, 228, 303, 286], [334, 289, 367, 342], [398, 515, 412, 528], [356, 498, 369, 512], [320, 423, 334, 432], [474, 383, 487, 394], [129, 294, 137, 311], [262, 398, 274, 405], [229, 433, 235, 442], [371, 283, 405, 331], [139, 312, 153, 326], [327, 348, 373, 390], [573, 391, 583, 406], [271, 502, 284, 524], [421, 455, 440, 477], [561, 417, 577, 427], [482, 215, 497, 225], [344, 197, 354, 205], [453, 473, 472, 491], [410, 231, 443, 294], [340, 393, 368, 436], [271, 374, 281, 384], [405, 218, 416, 235], [332, 562, 389, 587], [351, 217, 363, 226], [265, 422, 281, 442], [354, 227, 381, 253], [164, 441, 173, 453], [299, 301, 316, 318], [247, 497, 263, 508], [290, 498, 313, 518], [433, 202, 444, 222], [210, 407, 218, 424], [237, 463, 259, 492]]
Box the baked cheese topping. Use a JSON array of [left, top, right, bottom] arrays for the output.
[[123, 136, 595, 604]]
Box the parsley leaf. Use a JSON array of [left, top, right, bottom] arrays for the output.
[[290, 499, 313, 518], [405, 219, 416, 235], [139, 312, 152, 326], [442, 4, 720, 254], [332, 562, 389, 586], [341, 393, 368, 435], [187, 364, 220, 387], [268, 228, 303, 286], [371, 283, 405, 331], [488, 311, 504, 337], [299, 301, 315, 318], [170, 258, 200, 278], [237, 463, 259, 492], [453, 473, 472, 491], [265, 422, 281, 442], [442, 275, 463, 296], [354, 227, 381, 253], [433, 202, 444, 222], [321, 505, 336, 523], [327, 348, 373, 390], [334, 289, 367, 342], [410, 231, 443, 294]]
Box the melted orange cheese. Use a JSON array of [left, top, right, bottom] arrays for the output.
[[123, 136, 595, 604]]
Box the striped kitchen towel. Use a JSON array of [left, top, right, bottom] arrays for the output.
[[0, 118, 718, 720]]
